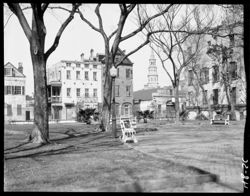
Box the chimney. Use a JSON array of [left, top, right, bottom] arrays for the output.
[[18, 62, 23, 74], [80, 53, 84, 62], [89, 49, 94, 60]]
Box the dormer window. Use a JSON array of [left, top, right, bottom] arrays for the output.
[[66, 62, 71, 67], [4, 68, 11, 76]]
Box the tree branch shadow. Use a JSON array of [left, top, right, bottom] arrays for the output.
[[4, 128, 103, 155], [4, 130, 119, 160]]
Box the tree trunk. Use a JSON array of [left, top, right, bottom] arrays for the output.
[[99, 58, 112, 132], [29, 16, 49, 144], [229, 89, 236, 120], [30, 51, 50, 144], [174, 83, 180, 123]]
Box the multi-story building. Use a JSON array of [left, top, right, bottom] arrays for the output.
[[4, 62, 26, 122], [182, 25, 246, 120], [47, 49, 102, 120], [97, 48, 134, 118]]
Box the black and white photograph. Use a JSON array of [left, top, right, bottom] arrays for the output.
[[3, 3, 248, 192]]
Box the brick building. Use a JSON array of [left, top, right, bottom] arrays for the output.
[[182, 25, 246, 120], [97, 48, 134, 118]]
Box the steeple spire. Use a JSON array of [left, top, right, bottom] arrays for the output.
[[150, 48, 155, 60], [144, 49, 159, 89]]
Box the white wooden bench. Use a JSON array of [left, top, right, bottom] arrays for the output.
[[120, 119, 138, 143], [210, 114, 229, 125]]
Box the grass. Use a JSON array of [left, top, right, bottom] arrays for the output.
[[5, 119, 243, 192], [4, 122, 203, 192]]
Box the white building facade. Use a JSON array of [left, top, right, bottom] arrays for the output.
[[47, 50, 102, 120], [4, 62, 26, 122]]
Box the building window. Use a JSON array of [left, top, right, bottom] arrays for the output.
[[117, 68, 119, 78], [66, 62, 71, 67], [93, 64, 97, 69], [58, 71, 61, 81], [212, 65, 219, 83], [203, 90, 208, 105], [76, 88, 80, 97], [230, 61, 237, 80], [14, 86, 22, 95], [124, 104, 129, 115], [17, 104, 22, 115], [229, 34, 235, 47], [188, 92, 192, 104], [67, 88, 71, 97], [85, 64, 89, 69], [85, 71, 89, 80], [22, 86, 25, 95], [7, 104, 12, 116], [126, 85, 131, 97], [5, 86, 12, 95], [232, 87, 236, 105], [93, 72, 97, 81], [169, 89, 173, 96], [126, 69, 130, 79], [201, 67, 209, 84], [76, 71, 80, 80], [93, 89, 97, 97], [188, 70, 193, 86], [76, 63, 81, 68], [66, 70, 71, 79], [213, 89, 219, 105], [85, 88, 89, 98], [4, 68, 11, 76], [115, 85, 120, 97]]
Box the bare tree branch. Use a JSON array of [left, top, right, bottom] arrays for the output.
[[78, 7, 101, 33], [41, 3, 49, 14], [120, 4, 173, 42], [45, 3, 80, 60], [108, 29, 118, 40], [7, 3, 32, 42]]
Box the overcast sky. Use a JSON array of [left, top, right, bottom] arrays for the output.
[[4, 4, 174, 96]]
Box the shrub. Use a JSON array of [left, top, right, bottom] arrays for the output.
[[77, 108, 99, 124]]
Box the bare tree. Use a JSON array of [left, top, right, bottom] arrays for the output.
[[6, 3, 80, 144], [147, 5, 214, 123], [77, 4, 173, 133]]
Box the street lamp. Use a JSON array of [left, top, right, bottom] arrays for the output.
[[110, 65, 118, 138]]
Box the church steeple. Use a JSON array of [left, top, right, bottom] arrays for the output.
[[144, 49, 159, 89]]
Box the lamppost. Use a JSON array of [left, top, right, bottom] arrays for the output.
[[110, 65, 118, 138]]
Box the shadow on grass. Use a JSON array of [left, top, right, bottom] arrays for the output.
[[4, 141, 31, 152], [4, 129, 123, 160], [4, 128, 100, 155]]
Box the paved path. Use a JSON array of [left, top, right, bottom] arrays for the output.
[[127, 120, 245, 192]]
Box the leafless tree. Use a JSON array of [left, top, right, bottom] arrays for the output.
[[77, 4, 173, 133], [146, 5, 214, 123], [6, 3, 81, 144]]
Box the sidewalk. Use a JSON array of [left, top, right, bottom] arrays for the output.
[[126, 120, 245, 192]]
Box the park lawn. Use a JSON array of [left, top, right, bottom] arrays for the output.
[[4, 123, 201, 192]]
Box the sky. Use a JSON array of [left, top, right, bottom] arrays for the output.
[[4, 4, 173, 96]]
